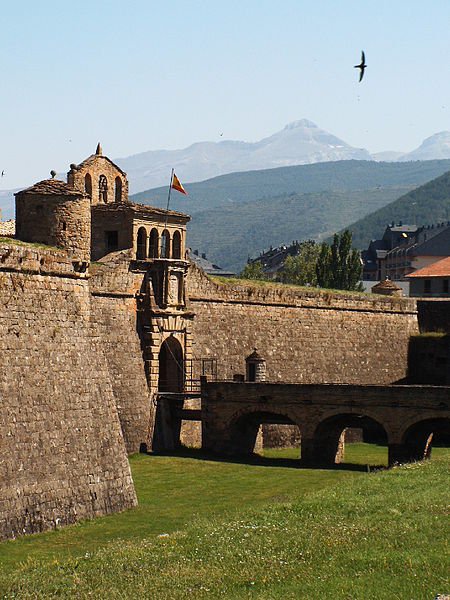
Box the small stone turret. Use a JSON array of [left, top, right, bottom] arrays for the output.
[[15, 179, 91, 264], [245, 349, 267, 382], [371, 278, 403, 297]]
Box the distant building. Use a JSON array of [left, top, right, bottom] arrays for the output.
[[187, 249, 235, 277], [406, 256, 450, 297], [362, 223, 419, 281], [248, 241, 304, 279], [362, 221, 450, 282]]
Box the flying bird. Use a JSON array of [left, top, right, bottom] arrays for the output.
[[1, 171, 4, 177], [354, 51, 367, 82]]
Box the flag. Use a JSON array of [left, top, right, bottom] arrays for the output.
[[171, 172, 188, 195]]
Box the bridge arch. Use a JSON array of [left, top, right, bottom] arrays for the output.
[[310, 412, 389, 465], [226, 407, 301, 456], [397, 417, 450, 462]]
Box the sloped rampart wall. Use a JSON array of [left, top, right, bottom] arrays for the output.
[[0, 243, 137, 540]]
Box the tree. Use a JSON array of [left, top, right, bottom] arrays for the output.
[[239, 261, 267, 280], [316, 230, 363, 291], [277, 240, 320, 286]]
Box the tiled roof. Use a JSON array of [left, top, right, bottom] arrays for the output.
[[72, 154, 127, 177], [406, 256, 450, 278], [15, 179, 83, 197], [372, 279, 403, 291], [412, 226, 450, 256], [91, 201, 190, 220]]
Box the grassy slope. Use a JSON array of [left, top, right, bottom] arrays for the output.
[[343, 169, 450, 248], [0, 446, 448, 599]]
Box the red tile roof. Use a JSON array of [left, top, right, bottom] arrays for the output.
[[406, 256, 450, 278]]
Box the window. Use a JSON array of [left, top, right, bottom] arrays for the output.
[[105, 230, 118, 252], [149, 228, 159, 258], [114, 177, 122, 202], [443, 279, 449, 294], [136, 227, 147, 260], [99, 175, 108, 203], [172, 230, 182, 259], [424, 280, 431, 294], [161, 230, 170, 258]]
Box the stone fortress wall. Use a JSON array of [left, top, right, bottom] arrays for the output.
[[187, 264, 419, 386], [89, 251, 154, 453], [0, 243, 137, 541], [2, 143, 443, 542]]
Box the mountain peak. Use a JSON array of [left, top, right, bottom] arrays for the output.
[[283, 119, 318, 130]]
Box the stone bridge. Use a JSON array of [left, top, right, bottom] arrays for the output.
[[200, 380, 450, 466]]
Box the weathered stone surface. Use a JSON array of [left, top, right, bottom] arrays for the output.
[[187, 265, 419, 386], [0, 243, 137, 541], [90, 252, 154, 453]]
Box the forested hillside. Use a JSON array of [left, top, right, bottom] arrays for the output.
[[187, 187, 411, 272], [131, 160, 450, 271], [131, 159, 450, 215], [343, 169, 450, 249]]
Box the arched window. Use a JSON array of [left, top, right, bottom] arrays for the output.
[[99, 175, 108, 203], [161, 230, 170, 258], [136, 227, 147, 260], [115, 176, 122, 202], [149, 228, 159, 258], [172, 231, 182, 259], [84, 173, 92, 197]]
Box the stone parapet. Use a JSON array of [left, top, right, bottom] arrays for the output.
[[187, 263, 416, 315], [0, 242, 88, 278]]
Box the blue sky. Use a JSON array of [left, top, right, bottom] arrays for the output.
[[1, 0, 450, 188]]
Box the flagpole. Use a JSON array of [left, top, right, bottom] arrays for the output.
[[162, 168, 174, 256], [165, 168, 174, 217]]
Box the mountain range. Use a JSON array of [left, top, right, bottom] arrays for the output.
[[2, 120, 450, 220], [116, 120, 450, 193]]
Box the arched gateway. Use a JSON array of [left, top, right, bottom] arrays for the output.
[[153, 336, 185, 452]]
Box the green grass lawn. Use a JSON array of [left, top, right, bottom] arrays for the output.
[[0, 445, 448, 599]]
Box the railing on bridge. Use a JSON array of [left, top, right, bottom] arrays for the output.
[[184, 357, 218, 393]]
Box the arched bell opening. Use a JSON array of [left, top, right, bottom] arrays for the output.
[[114, 176, 122, 202], [84, 173, 92, 198], [99, 174, 108, 203]]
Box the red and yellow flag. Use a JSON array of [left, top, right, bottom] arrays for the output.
[[171, 172, 188, 195]]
